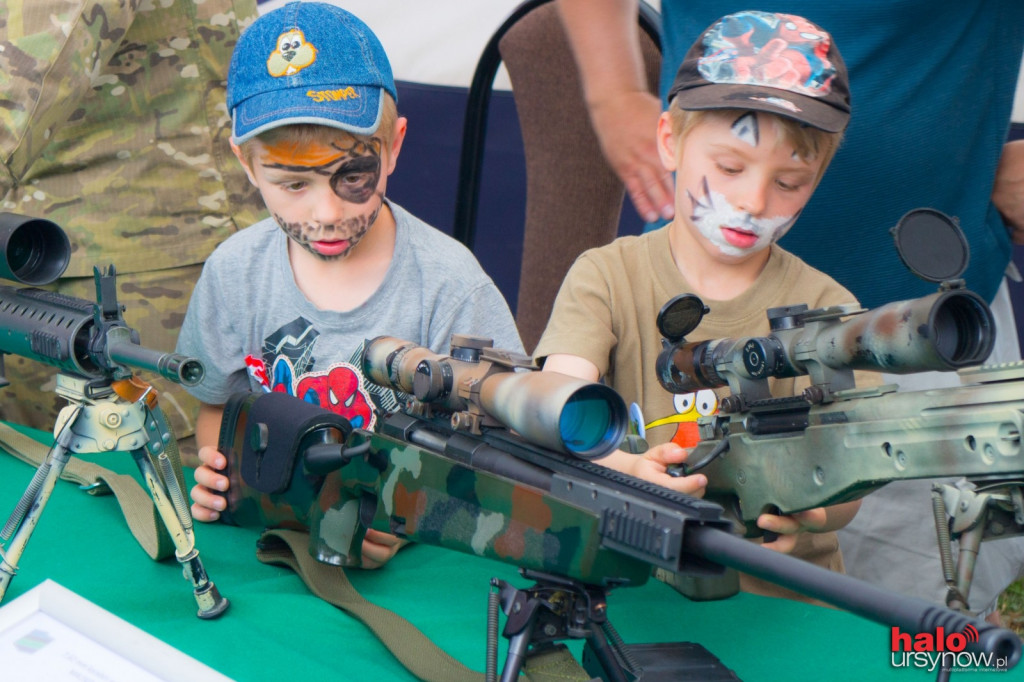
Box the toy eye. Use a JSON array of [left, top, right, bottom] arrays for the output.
[[694, 390, 718, 416], [673, 393, 695, 414]]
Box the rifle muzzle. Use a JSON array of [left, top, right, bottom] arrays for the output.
[[108, 341, 205, 386]]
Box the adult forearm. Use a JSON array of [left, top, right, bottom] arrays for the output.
[[556, 0, 648, 102], [555, 0, 674, 222]]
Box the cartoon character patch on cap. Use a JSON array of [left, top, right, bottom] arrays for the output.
[[267, 28, 317, 77], [699, 11, 836, 99]]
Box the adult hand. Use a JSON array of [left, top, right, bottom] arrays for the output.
[[590, 90, 675, 224]]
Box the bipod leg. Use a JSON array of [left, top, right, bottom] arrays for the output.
[[933, 483, 1005, 613], [932, 485, 969, 611], [954, 523, 984, 613], [0, 423, 75, 603], [493, 578, 541, 682], [581, 623, 631, 682], [130, 446, 228, 619], [493, 571, 629, 682]]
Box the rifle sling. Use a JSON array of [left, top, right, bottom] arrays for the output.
[[0, 421, 177, 561], [256, 528, 594, 682]]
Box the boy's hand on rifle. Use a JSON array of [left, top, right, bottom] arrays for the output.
[[189, 444, 407, 568], [599, 442, 707, 497], [638, 442, 707, 496], [190, 444, 229, 522], [757, 499, 862, 554], [361, 530, 408, 569], [756, 508, 829, 554]]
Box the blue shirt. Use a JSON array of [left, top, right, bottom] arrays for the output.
[[660, 1, 1024, 308]]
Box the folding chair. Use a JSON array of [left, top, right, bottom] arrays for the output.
[[454, 0, 661, 352]]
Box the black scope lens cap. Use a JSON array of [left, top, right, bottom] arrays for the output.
[[890, 208, 969, 283]]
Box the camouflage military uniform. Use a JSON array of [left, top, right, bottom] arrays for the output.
[[0, 0, 267, 458]]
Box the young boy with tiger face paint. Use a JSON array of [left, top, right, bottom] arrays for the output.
[[177, 2, 521, 568]]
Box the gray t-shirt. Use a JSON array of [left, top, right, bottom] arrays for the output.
[[176, 201, 522, 430]]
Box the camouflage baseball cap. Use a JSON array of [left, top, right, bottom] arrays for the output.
[[228, 1, 397, 143], [668, 11, 850, 133]]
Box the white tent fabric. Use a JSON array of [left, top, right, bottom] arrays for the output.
[[257, 0, 523, 89]]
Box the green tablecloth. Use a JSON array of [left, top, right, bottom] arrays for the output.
[[0, 440, 1017, 681]]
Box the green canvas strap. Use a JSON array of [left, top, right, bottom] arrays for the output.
[[256, 528, 594, 682], [0, 421, 177, 561], [256, 528, 484, 682]]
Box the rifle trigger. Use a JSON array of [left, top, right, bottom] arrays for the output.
[[682, 437, 730, 476], [303, 439, 375, 476], [341, 440, 372, 464]]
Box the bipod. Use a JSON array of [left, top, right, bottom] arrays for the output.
[[0, 372, 228, 619], [487, 569, 742, 682], [489, 569, 628, 682], [932, 481, 1024, 614]]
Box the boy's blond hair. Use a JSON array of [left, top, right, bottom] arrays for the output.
[[237, 93, 399, 169], [668, 104, 843, 186]]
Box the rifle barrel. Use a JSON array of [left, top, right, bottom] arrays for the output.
[[686, 525, 1022, 664]]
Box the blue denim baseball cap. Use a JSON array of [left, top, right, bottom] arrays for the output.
[[228, 2, 397, 143]]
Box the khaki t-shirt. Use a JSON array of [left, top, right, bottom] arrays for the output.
[[536, 228, 864, 600]]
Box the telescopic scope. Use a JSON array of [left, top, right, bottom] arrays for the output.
[[363, 336, 627, 459], [656, 289, 995, 396]]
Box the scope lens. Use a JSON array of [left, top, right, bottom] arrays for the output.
[[7, 228, 39, 276], [558, 385, 626, 459], [932, 294, 995, 367], [0, 216, 71, 285]]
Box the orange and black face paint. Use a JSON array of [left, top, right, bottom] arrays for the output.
[[260, 137, 382, 204]]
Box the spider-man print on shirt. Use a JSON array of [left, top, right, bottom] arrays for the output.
[[243, 316, 378, 430]]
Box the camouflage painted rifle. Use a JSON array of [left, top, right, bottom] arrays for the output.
[[0, 213, 227, 619], [654, 278, 1024, 612], [218, 335, 1021, 679], [220, 334, 731, 588]]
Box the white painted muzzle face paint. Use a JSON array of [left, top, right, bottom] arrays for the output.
[[687, 179, 799, 257]]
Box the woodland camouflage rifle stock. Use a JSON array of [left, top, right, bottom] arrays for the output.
[[654, 209, 1024, 613], [218, 334, 1021, 680], [220, 334, 730, 589]]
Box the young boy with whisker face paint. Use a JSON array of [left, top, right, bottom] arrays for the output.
[[177, 2, 522, 568], [536, 11, 876, 601]]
